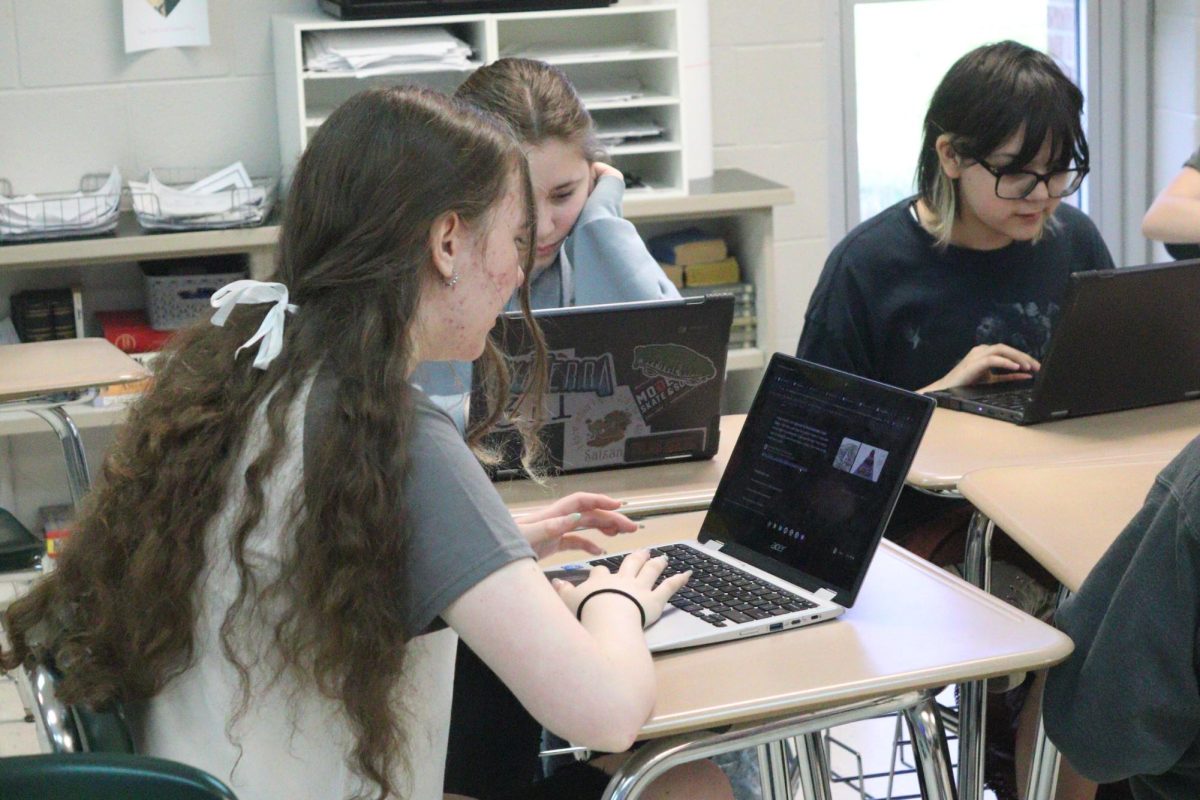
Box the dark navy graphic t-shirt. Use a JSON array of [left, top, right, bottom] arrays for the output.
[[796, 198, 1115, 392]]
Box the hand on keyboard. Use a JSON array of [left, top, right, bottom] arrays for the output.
[[919, 343, 1039, 393], [552, 549, 691, 628]]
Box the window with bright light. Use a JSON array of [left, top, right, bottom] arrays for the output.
[[852, 0, 1080, 222]]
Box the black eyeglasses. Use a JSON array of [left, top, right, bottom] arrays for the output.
[[974, 158, 1089, 200]]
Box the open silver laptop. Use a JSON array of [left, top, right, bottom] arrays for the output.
[[548, 353, 935, 652]]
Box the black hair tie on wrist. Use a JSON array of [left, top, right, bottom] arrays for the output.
[[575, 588, 647, 629]]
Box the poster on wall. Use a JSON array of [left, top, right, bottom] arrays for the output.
[[123, 0, 211, 54]]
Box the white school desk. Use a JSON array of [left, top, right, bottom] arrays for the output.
[[908, 402, 1200, 493], [907, 402, 1200, 800], [0, 339, 148, 509], [543, 512, 1073, 800], [499, 415, 745, 520], [958, 456, 1169, 800]]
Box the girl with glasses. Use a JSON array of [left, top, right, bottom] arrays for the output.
[[796, 40, 1115, 800], [797, 39, 1113, 396]]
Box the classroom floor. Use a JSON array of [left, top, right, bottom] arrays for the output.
[[0, 580, 993, 800]]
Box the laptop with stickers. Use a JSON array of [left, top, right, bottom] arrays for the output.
[[469, 296, 735, 478], [548, 354, 935, 652]]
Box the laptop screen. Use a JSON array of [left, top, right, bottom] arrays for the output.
[[700, 354, 934, 606], [471, 296, 734, 476]]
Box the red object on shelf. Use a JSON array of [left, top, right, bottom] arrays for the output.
[[96, 310, 174, 353]]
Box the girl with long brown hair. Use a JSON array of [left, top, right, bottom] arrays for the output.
[[1, 86, 695, 800]]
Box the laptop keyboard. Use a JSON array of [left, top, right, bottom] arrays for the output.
[[981, 387, 1034, 413], [587, 543, 818, 628]]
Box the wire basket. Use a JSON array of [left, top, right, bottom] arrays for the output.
[[127, 166, 278, 232], [0, 173, 122, 243]]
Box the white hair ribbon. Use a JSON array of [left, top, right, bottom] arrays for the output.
[[209, 280, 298, 370]]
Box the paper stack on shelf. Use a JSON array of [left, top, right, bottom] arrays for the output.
[[595, 111, 665, 147], [128, 163, 276, 231], [502, 42, 655, 61], [0, 167, 121, 241], [574, 77, 646, 105], [304, 27, 474, 77]]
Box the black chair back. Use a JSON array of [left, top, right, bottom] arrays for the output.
[[0, 753, 239, 800], [29, 662, 135, 754]]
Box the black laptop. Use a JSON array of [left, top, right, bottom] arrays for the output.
[[547, 354, 936, 651], [470, 296, 734, 478], [929, 259, 1200, 425]]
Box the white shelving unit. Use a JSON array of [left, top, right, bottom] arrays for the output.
[[273, 5, 686, 195], [0, 168, 792, 439]]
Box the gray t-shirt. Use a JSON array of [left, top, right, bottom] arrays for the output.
[[305, 367, 536, 635], [134, 372, 534, 800]]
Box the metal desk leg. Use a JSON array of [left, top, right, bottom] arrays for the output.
[[958, 511, 994, 800], [793, 733, 833, 800], [905, 692, 959, 800], [29, 406, 91, 510], [760, 740, 796, 800], [1026, 709, 1060, 800], [1027, 585, 1070, 800], [603, 692, 926, 800]]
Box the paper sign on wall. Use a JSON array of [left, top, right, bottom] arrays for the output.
[[123, 0, 210, 54]]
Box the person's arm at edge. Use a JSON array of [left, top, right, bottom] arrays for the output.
[[1142, 165, 1200, 244], [443, 556, 668, 754], [568, 171, 681, 303], [1043, 467, 1200, 783]]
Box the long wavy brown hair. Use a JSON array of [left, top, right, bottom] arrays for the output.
[[2, 86, 545, 799]]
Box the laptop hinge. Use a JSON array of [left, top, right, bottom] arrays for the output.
[[703, 539, 724, 551], [1186, 390, 1200, 400], [814, 588, 836, 602], [1049, 409, 1069, 419]]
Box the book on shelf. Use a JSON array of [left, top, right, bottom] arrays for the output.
[[679, 256, 741, 287], [96, 309, 174, 355], [10, 286, 83, 343], [647, 228, 728, 267], [659, 257, 743, 290], [679, 281, 754, 300], [37, 503, 73, 560]]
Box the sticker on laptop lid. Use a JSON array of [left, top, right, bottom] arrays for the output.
[[631, 344, 718, 421], [563, 386, 649, 470]]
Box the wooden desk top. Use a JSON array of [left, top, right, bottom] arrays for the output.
[[543, 512, 1073, 739], [908, 403, 1200, 492], [0, 339, 149, 403], [958, 457, 1169, 593], [500, 415, 745, 519]]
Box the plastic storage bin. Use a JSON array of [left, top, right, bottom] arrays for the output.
[[141, 255, 248, 330]]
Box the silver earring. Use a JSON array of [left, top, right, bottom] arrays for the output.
[[443, 271, 460, 289]]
